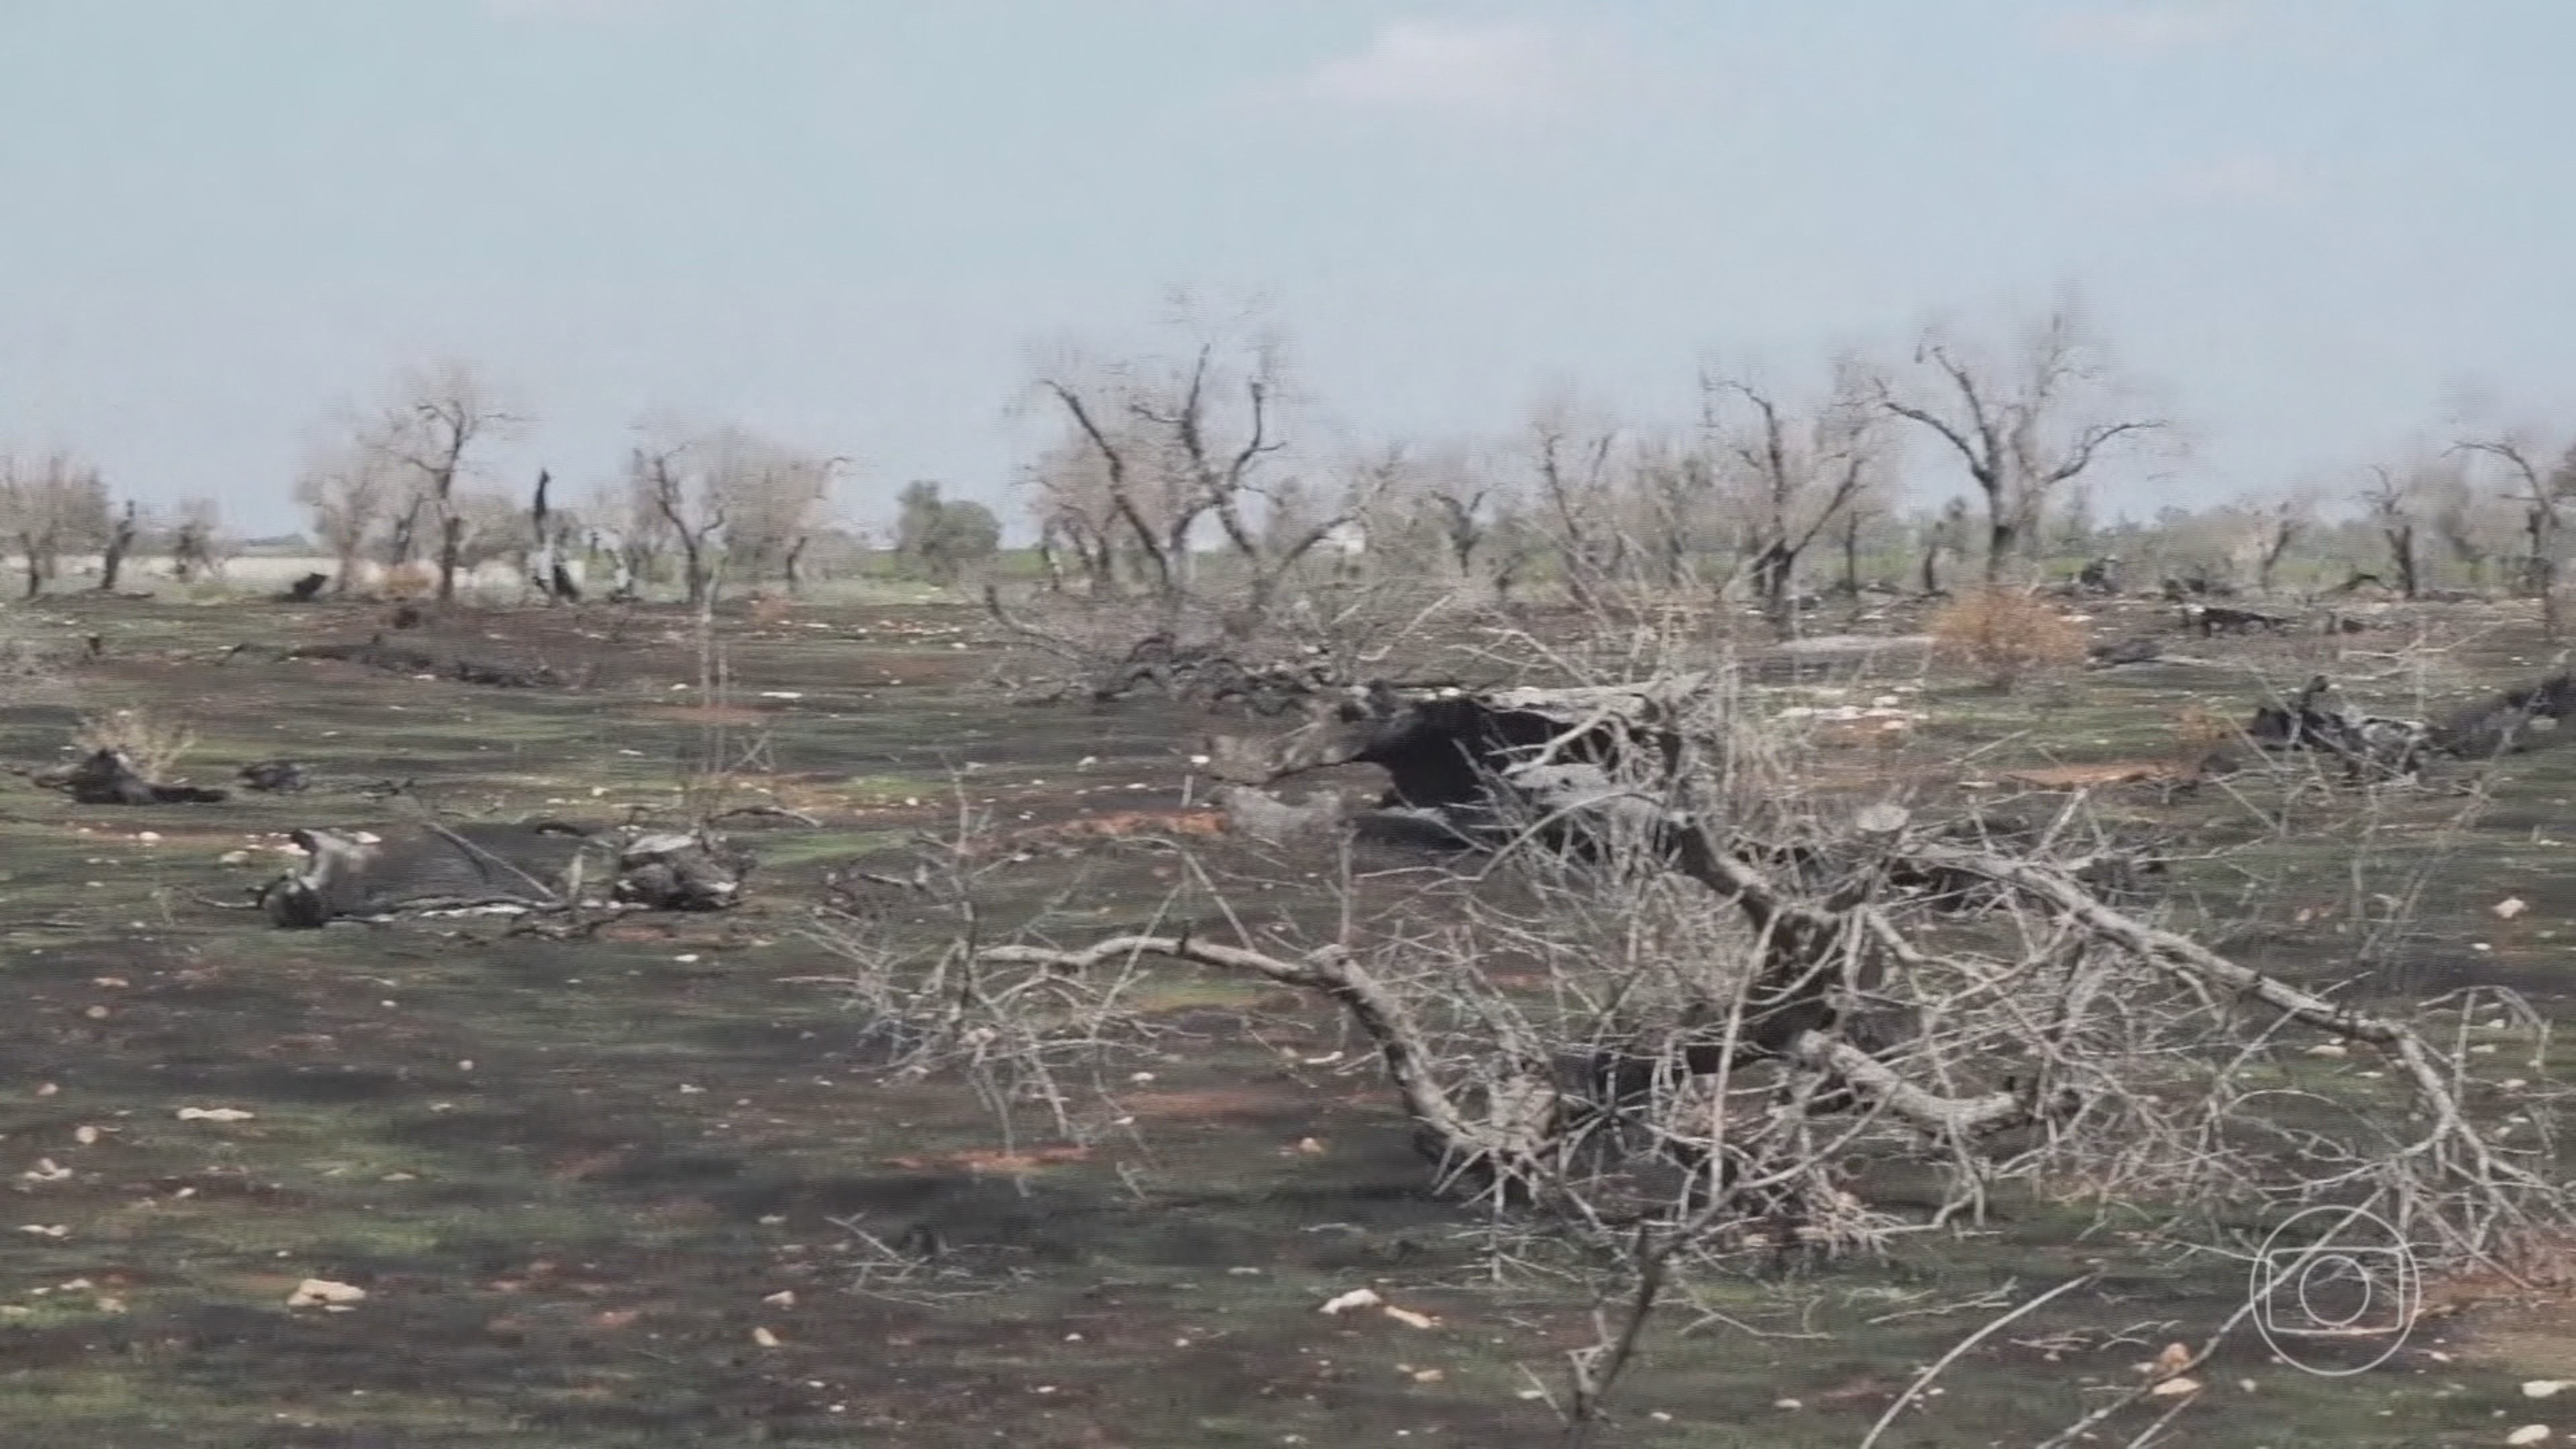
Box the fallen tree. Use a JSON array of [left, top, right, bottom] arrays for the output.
[[2436, 670, 2576, 760], [282, 635, 570, 689], [254, 820, 749, 927], [982, 590, 1379, 714], [822, 676, 2563, 1274], [237, 759, 311, 793]]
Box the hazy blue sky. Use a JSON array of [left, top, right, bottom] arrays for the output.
[[1, 1, 2569, 535]]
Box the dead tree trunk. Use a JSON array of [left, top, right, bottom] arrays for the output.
[[97, 502, 138, 593]]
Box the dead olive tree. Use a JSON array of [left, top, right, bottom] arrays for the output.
[[2249, 491, 2315, 594], [2455, 429, 2576, 633], [1705, 356, 1892, 631], [0, 451, 111, 599], [358, 363, 521, 602], [166, 497, 227, 583], [294, 441, 404, 595], [1877, 307, 2164, 583], [592, 460, 674, 600], [2422, 458, 2517, 594], [96, 499, 139, 593], [622, 423, 837, 607], [997, 315, 1417, 710], [1028, 318, 1362, 625], [627, 429, 728, 607], [2359, 462, 2427, 599], [722, 445, 839, 596], [1524, 402, 1632, 607]]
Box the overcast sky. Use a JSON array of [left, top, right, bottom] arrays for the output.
[[1, 1, 2569, 535]]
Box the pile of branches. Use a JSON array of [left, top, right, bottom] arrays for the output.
[[981, 578, 1459, 714], [818, 674, 2565, 1274], [1080, 630, 1350, 714]]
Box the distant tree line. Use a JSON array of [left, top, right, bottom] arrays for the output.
[[6, 299, 2571, 615]]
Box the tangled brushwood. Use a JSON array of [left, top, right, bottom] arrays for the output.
[[814, 674, 2569, 1273]]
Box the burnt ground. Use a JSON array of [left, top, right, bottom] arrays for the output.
[[0, 590, 2567, 1447]]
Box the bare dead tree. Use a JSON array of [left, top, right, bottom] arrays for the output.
[[2424, 458, 2514, 595], [2455, 431, 2576, 635], [1426, 464, 1500, 580], [1877, 308, 2165, 582], [444, 487, 524, 580], [1023, 428, 1124, 595], [633, 433, 724, 607], [0, 452, 111, 600], [592, 463, 673, 600], [294, 442, 400, 594], [1705, 357, 1892, 632], [361, 363, 521, 602], [166, 497, 226, 583], [2361, 464, 2424, 600], [1030, 322, 1360, 627], [722, 445, 841, 596], [1918, 497, 1970, 596], [1360, 445, 1511, 590], [96, 499, 138, 593], [1623, 438, 1723, 594], [1523, 404, 1635, 612], [619, 424, 837, 607], [2251, 492, 2314, 594], [526, 469, 568, 601]]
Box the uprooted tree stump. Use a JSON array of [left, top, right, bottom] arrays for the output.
[[2229, 671, 2576, 777], [237, 759, 311, 793], [2436, 670, 2576, 759], [255, 820, 751, 928], [34, 749, 227, 805], [1207, 676, 1701, 847], [2241, 675, 2435, 778]]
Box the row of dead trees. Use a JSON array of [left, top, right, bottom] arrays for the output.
[[1016, 307, 2178, 643]]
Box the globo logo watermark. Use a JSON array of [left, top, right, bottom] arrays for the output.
[[2247, 1205, 2421, 1377]]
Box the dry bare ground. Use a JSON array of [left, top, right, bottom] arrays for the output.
[[0, 588, 2568, 1446]]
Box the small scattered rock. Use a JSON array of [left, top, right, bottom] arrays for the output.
[[286, 1279, 366, 1310]]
